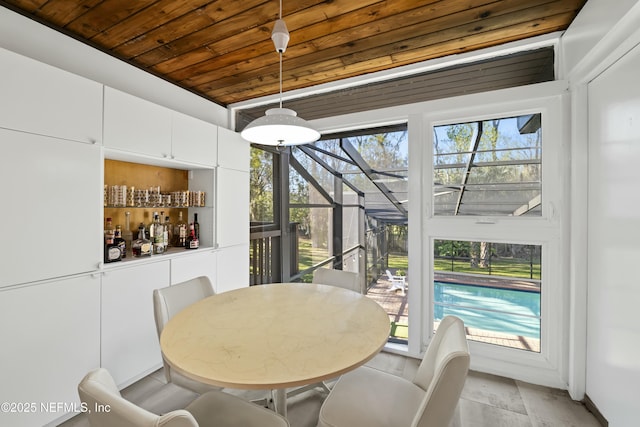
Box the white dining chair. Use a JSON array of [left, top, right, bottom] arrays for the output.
[[153, 276, 219, 394], [312, 268, 362, 293], [285, 268, 363, 400], [78, 367, 290, 427], [317, 315, 470, 427]]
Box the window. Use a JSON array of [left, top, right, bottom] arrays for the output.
[[419, 87, 567, 381], [433, 114, 542, 217], [433, 239, 541, 352]]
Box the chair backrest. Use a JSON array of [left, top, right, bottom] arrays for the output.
[[385, 269, 394, 280], [411, 315, 470, 427], [312, 268, 362, 294], [78, 368, 199, 427], [153, 276, 215, 392]]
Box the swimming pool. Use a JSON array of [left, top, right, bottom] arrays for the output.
[[434, 281, 540, 339]]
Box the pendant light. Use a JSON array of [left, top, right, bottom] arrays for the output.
[[240, 0, 320, 146]]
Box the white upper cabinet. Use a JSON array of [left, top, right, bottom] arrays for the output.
[[217, 126, 249, 171], [0, 128, 102, 288], [172, 111, 217, 166], [0, 47, 102, 144], [103, 87, 173, 158], [104, 87, 218, 166], [216, 167, 249, 248]]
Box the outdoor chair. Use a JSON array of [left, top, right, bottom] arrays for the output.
[[317, 315, 470, 427], [386, 269, 407, 295]]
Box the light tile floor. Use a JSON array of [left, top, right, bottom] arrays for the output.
[[59, 352, 602, 427]]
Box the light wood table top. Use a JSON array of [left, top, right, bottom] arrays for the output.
[[160, 283, 390, 393]]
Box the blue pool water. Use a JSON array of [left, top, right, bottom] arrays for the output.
[[434, 281, 540, 339]]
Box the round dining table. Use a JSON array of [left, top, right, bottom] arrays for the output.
[[160, 282, 391, 417]]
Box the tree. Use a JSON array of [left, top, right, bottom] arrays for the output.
[[249, 147, 274, 224]]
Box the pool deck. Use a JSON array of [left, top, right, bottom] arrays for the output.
[[366, 270, 541, 352]]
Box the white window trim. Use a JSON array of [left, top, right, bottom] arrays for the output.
[[412, 82, 570, 389]]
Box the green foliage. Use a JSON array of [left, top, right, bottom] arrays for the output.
[[249, 147, 274, 223]]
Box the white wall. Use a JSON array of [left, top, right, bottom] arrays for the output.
[[561, 0, 640, 424], [586, 42, 640, 427], [559, 0, 638, 79], [0, 6, 228, 127]]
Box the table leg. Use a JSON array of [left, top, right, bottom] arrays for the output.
[[273, 388, 287, 417]]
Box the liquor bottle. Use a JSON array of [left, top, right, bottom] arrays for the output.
[[151, 212, 165, 254], [186, 223, 199, 249], [193, 213, 200, 240], [164, 215, 172, 249], [103, 217, 122, 263], [114, 225, 126, 259], [132, 223, 152, 257], [104, 217, 115, 245], [148, 211, 158, 242], [122, 211, 133, 257], [174, 211, 187, 248], [104, 240, 123, 263]]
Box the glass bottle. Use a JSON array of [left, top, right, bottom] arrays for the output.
[[148, 211, 158, 242], [122, 211, 133, 257], [174, 211, 187, 248], [152, 212, 164, 254], [164, 215, 172, 250], [104, 217, 115, 245], [114, 225, 126, 259], [186, 223, 199, 250], [193, 213, 200, 240], [132, 223, 152, 257]]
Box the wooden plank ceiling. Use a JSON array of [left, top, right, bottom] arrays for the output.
[[1, 0, 586, 107]]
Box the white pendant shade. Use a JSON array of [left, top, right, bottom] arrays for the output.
[[241, 107, 320, 146]]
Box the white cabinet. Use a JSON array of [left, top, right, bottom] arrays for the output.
[[104, 87, 218, 166], [172, 111, 218, 166], [101, 261, 168, 387], [103, 87, 173, 158], [216, 244, 250, 292], [0, 275, 101, 427], [171, 250, 217, 288], [217, 167, 250, 248], [0, 47, 102, 144], [0, 129, 102, 288], [217, 126, 249, 171]]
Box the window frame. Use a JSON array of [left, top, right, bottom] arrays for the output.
[[418, 89, 569, 387]]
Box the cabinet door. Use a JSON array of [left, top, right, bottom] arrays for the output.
[[103, 87, 172, 158], [216, 244, 249, 292], [217, 167, 249, 248], [0, 47, 102, 144], [0, 275, 101, 427], [171, 250, 217, 289], [101, 261, 168, 387], [217, 126, 249, 171], [172, 111, 217, 166], [0, 129, 102, 288]]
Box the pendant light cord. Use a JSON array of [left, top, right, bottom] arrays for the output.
[[278, 0, 283, 109], [279, 53, 283, 109]]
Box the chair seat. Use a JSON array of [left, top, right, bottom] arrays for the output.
[[317, 366, 424, 427], [187, 390, 289, 427]]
